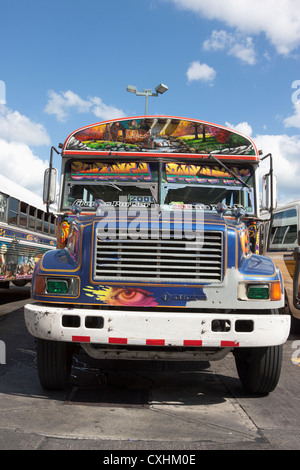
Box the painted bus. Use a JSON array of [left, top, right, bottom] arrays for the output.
[[0, 174, 56, 288], [25, 115, 290, 394]]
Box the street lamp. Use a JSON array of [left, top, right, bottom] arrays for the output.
[[126, 83, 168, 115]]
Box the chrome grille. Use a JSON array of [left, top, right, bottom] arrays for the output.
[[94, 230, 223, 283]]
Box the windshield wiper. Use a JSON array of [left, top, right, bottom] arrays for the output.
[[104, 181, 122, 191], [209, 153, 251, 189]]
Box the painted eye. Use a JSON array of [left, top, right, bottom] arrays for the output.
[[108, 288, 158, 307], [113, 288, 149, 304]]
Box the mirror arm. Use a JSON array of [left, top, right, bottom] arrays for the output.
[[261, 153, 274, 219]]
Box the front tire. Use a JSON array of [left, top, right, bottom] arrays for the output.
[[37, 339, 73, 390], [234, 345, 282, 394]]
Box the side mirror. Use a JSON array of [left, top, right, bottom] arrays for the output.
[[262, 173, 277, 211], [43, 146, 60, 211], [43, 167, 57, 206]]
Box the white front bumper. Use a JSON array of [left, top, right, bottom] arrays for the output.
[[24, 303, 290, 349]]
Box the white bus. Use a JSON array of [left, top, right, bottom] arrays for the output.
[[262, 199, 300, 332], [0, 174, 56, 288]]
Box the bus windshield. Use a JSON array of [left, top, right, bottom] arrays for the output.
[[62, 160, 158, 210], [161, 162, 255, 213], [62, 160, 255, 214]]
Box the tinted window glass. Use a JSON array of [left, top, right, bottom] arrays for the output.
[[269, 207, 298, 251], [0, 192, 8, 222], [8, 197, 19, 225]]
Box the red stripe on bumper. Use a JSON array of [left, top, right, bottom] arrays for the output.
[[146, 339, 165, 346], [183, 340, 203, 346], [221, 340, 239, 347], [72, 336, 90, 343], [109, 337, 128, 344]]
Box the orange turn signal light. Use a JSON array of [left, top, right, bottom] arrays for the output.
[[271, 282, 282, 301], [34, 274, 46, 295]]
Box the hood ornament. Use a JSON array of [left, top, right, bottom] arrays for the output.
[[216, 203, 227, 217], [94, 199, 105, 216], [71, 203, 82, 216], [234, 207, 246, 222]]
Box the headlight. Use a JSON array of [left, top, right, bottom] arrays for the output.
[[238, 281, 281, 301], [46, 279, 69, 294], [247, 284, 269, 300], [34, 275, 79, 296]]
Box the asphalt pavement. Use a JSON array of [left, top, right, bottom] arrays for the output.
[[0, 286, 299, 453]]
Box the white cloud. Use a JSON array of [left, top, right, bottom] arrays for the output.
[[186, 61, 216, 83], [167, 0, 300, 55], [284, 102, 300, 129], [0, 138, 48, 196], [44, 90, 91, 122], [225, 121, 253, 137], [0, 105, 50, 146], [255, 133, 300, 204], [0, 105, 50, 197], [90, 97, 126, 121], [225, 120, 300, 204], [227, 37, 256, 65], [45, 90, 126, 122], [203, 30, 229, 51], [203, 30, 256, 65], [0, 91, 126, 197]]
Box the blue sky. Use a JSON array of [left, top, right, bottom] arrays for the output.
[[0, 0, 300, 204]]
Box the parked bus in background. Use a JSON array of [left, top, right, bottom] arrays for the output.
[[0, 174, 56, 288], [261, 200, 300, 332]]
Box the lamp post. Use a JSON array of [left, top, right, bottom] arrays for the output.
[[126, 83, 168, 115]]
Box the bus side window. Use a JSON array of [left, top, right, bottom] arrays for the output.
[[0, 192, 8, 222], [19, 201, 29, 228], [272, 226, 287, 245], [43, 213, 50, 233], [8, 197, 19, 225], [283, 224, 297, 244], [36, 209, 44, 232], [29, 206, 36, 230], [50, 214, 56, 235], [269, 207, 298, 251]]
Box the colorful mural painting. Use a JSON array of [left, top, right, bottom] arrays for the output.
[[70, 161, 154, 181], [82, 285, 208, 307], [0, 228, 55, 281], [0, 239, 41, 281], [83, 285, 158, 307], [65, 117, 257, 157], [165, 163, 251, 184]]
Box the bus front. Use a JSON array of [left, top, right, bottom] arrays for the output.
[[24, 116, 290, 394]]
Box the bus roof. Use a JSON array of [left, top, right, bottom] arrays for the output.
[[0, 174, 45, 211], [62, 116, 259, 162]]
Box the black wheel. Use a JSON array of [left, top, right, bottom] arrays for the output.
[[234, 345, 282, 395], [37, 338, 73, 390], [12, 280, 28, 287]]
